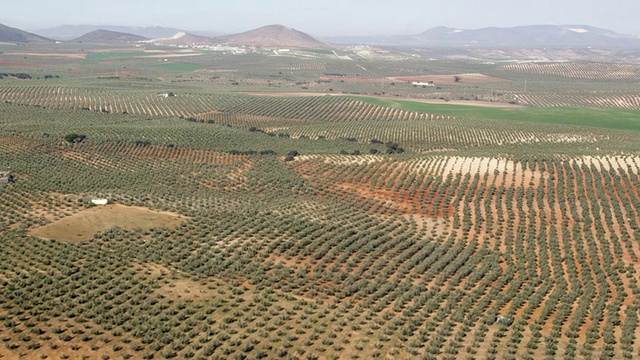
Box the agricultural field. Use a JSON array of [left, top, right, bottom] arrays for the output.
[[1, 42, 640, 360]]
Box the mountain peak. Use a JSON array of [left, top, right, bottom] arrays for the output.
[[72, 29, 147, 43], [213, 24, 330, 49], [0, 22, 51, 43]]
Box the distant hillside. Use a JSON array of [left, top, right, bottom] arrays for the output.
[[73, 29, 147, 44], [213, 24, 330, 49], [0, 23, 51, 43], [34, 25, 194, 41], [144, 32, 214, 46], [325, 25, 640, 48], [417, 25, 640, 48]]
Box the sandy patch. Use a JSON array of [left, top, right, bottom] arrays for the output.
[[295, 154, 386, 165], [29, 204, 186, 243]]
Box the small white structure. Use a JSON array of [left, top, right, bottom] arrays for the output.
[[0, 171, 12, 184], [91, 199, 108, 206], [412, 82, 435, 87]]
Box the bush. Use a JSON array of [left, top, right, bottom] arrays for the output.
[[64, 133, 86, 143], [134, 140, 151, 147]]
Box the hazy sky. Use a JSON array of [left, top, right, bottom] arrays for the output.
[[2, 0, 638, 36]]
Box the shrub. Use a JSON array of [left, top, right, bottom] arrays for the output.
[[64, 133, 86, 143]]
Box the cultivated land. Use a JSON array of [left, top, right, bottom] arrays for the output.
[[1, 41, 640, 360], [29, 204, 186, 243]]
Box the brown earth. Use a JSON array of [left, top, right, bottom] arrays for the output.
[[29, 204, 186, 243]]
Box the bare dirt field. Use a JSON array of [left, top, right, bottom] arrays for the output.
[[29, 204, 186, 243]]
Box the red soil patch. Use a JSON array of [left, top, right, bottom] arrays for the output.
[[0, 60, 49, 67], [337, 182, 453, 218]]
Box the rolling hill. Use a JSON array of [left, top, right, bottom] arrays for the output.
[[143, 31, 213, 46], [416, 25, 640, 48], [0, 22, 51, 43], [72, 29, 148, 44], [212, 24, 330, 49], [33, 25, 196, 41]]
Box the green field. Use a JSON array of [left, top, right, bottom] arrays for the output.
[[352, 96, 640, 132]]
